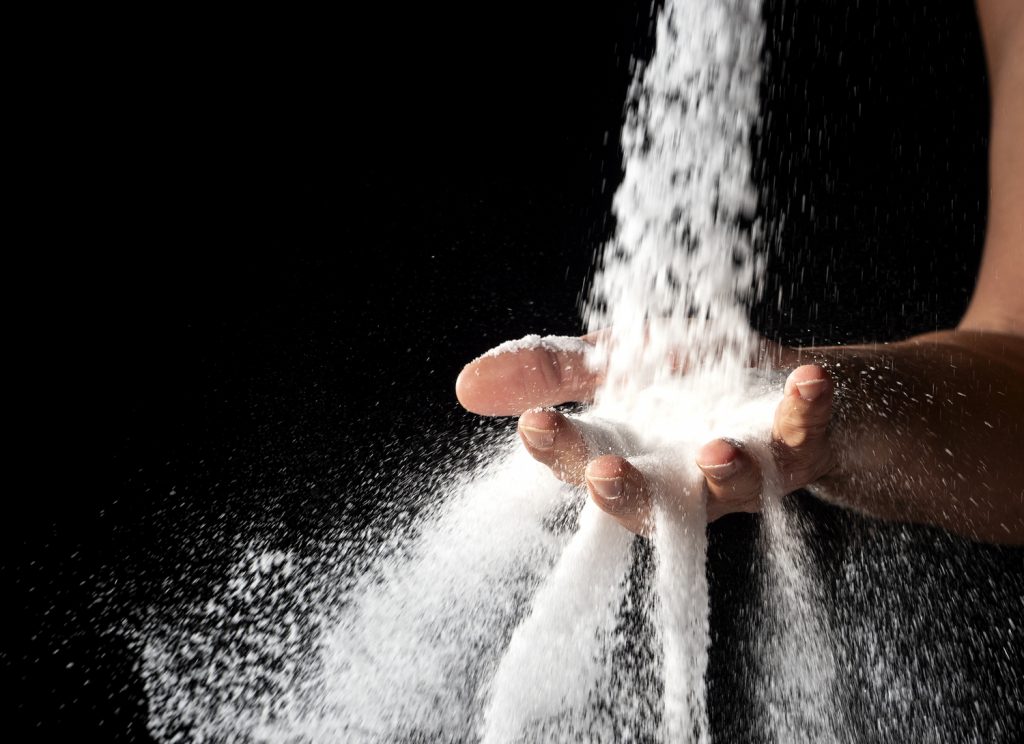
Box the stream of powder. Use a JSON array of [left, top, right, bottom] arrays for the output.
[[139, 2, 845, 742]]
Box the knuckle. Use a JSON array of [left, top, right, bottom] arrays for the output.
[[539, 352, 567, 393]]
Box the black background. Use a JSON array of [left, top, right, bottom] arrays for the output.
[[9, 0, 1011, 740]]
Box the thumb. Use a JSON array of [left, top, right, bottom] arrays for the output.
[[771, 364, 836, 488]]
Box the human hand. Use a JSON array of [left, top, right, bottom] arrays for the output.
[[456, 335, 837, 533]]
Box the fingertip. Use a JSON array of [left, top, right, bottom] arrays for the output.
[[785, 363, 831, 388], [774, 366, 835, 455], [585, 455, 640, 513], [454, 364, 473, 407], [697, 440, 762, 515], [517, 409, 590, 483], [455, 354, 536, 415], [455, 340, 597, 416], [518, 408, 564, 450], [695, 438, 741, 472], [784, 364, 833, 402], [585, 454, 633, 481], [455, 360, 491, 414], [586, 474, 625, 503], [519, 407, 563, 431], [697, 438, 755, 488]]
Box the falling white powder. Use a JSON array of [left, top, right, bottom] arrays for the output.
[[139, 1, 848, 742], [140, 548, 325, 742], [578, 1, 769, 741], [296, 446, 568, 742], [587, 0, 766, 399], [480, 501, 633, 744], [756, 489, 846, 744]]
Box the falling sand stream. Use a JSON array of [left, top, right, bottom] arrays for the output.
[[137, 2, 1016, 742]]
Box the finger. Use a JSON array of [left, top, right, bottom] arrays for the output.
[[696, 438, 762, 520], [771, 364, 836, 487], [518, 408, 590, 484], [456, 336, 600, 416], [585, 455, 650, 534]]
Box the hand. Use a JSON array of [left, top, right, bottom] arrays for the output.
[[456, 335, 838, 533]]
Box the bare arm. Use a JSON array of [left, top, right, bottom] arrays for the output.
[[799, 332, 1024, 544], [961, 0, 1024, 333]]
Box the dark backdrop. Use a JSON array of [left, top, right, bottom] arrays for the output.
[[9, 0, 1009, 740]]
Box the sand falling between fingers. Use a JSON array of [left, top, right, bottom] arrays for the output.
[[140, 2, 849, 742]]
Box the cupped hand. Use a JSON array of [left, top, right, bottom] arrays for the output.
[[456, 335, 837, 533]]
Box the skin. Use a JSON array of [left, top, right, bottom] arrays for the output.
[[456, 1, 1024, 545]]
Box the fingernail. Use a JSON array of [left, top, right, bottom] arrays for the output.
[[588, 476, 623, 501], [698, 460, 739, 481], [794, 379, 828, 401], [520, 426, 555, 449]]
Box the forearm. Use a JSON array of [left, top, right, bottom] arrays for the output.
[[796, 331, 1024, 544], [962, 0, 1024, 333]]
